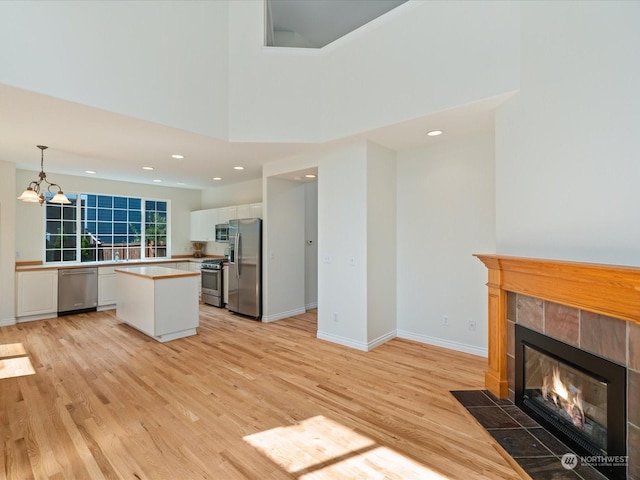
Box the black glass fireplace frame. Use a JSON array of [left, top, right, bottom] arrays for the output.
[[515, 325, 626, 479]]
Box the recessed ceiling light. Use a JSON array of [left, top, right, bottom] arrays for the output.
[[427, 130, 443, 136], [171, 154, 184, 159], [85, 170, 96, 174], [233, 166, 244, 170], [213, 177, 222, 181], [143, 166, 154, 170], [304, 174, 317, 179], [153, 179, 162, 183]]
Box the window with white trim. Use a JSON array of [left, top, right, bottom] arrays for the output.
[[45, 193, 169, 263]]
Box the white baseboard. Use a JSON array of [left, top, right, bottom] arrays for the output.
[[0, 317, 17, 327], [396, 330, 488, 357], [16, 313, 58, 324], [261, 307, 306, 323], [305, 301, 318, 310], [316, 329, 396, 352]]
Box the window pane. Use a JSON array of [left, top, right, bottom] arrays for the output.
[[114, 223, 127, 235], [87, 195, 97, 207], [97, 222, 112, 235], [62, 250, 76, 262], [86, 208, 97, 221], [46, 250, 61, 262], [98, 196, 112, 208], [114, 209, 127, 222], [62, 221, 77, 234], [62, 236, 76, 248], [129, 210, 141, 223], [46, 204, 61, 220], [129, 198, 141, 209], [157, 202, 167, 213], [98, 208, 112, 222], [113, 196, 127, 209], [62, 207, 76, 220]]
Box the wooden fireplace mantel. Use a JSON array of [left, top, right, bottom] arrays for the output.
[[474, 254, 640, 398]]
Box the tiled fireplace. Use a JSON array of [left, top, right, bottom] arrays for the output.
[[476, 255, 640, 480]]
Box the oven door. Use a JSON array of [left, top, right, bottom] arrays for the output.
[[201, 269, 223, 307]]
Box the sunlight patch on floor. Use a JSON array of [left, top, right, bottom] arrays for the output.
[[0, 343, 35, 379], [244, 415, 450, 479]]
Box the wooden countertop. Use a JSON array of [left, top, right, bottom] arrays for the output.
[[15, 256, 225, 272], [114, 266, 200, 280]]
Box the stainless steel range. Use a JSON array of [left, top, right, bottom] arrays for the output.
[[201, 258, 225, 307]]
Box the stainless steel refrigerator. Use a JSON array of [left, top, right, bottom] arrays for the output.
[[228, 218, 262, 319]]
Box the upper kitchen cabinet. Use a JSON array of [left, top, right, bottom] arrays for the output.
[[217, 206, 237, 224], [190, 209, 218, 241], [236, 203, 263, 219]]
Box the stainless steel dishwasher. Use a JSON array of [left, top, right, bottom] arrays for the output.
[[58, 268, 98, 315]]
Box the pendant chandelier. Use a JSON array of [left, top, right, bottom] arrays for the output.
[[18, 145, 71, 206]]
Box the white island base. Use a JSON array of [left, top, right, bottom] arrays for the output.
[[115, 266, 200, 342]]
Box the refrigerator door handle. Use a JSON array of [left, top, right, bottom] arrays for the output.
[[235, 232, 240, 279]]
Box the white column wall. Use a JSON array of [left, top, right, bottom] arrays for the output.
[[0, 1, 229, 138], [496, 1, 640, 266], [316, 143, 369, 348], [396, 130, 496, 356], [262, 177, 306, 321], [0, 161, 17, 325], [366, 142, 397, 346]]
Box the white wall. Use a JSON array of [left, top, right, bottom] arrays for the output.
[[227, 0, 519, 143], [496, 1, 640, 266], [15, 170, 201, 262], [0, 161, 17, 325], [200, 178, 263, 209], [262, 177, 306, 321], [396, 130, 496, 356], [304, 182, 318, 309], [0, 1, 229, 138], [317, 143, 369, 347], [366, 143, 397, 345]]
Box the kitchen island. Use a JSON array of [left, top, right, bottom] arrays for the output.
[[115, 266, 200, 342]]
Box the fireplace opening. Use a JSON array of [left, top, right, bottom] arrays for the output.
[[515, 325, 627, 480]]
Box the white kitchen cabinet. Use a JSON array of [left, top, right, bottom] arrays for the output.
[[16, 270, 58, 318], [190, 209, 218, 241], [98, 267, 117, 308], [217, 206, 237, 224], [236, 203, 262, 219], [223, 265, 229, 305], [175, 262, 191, 271]]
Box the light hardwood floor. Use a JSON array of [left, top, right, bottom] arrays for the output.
[[0, 306, 521, 479]]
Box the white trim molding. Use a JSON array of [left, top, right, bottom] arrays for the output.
[[397, 330, 488, 358]]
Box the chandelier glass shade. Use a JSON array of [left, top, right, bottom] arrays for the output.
[[18, 145, 71, 206]]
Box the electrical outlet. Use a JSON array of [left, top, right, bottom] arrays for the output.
[[442, 315, 449, 326], [468, 320, 477, 331], [323, 254, 332, 264], [333, 312, 339, 322]]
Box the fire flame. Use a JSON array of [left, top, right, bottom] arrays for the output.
[[541, 367, 585, 429]]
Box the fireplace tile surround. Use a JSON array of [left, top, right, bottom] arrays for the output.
[[476, 255, 640, 479]]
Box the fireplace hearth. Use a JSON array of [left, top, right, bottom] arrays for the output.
[[515, 325, 626, 479]]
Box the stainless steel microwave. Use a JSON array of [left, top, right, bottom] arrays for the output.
[[215, 223, 229, 242]]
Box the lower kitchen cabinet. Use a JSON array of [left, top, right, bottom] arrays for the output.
[[16, 270, 58, 318], [98, 267, 117, 307]]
